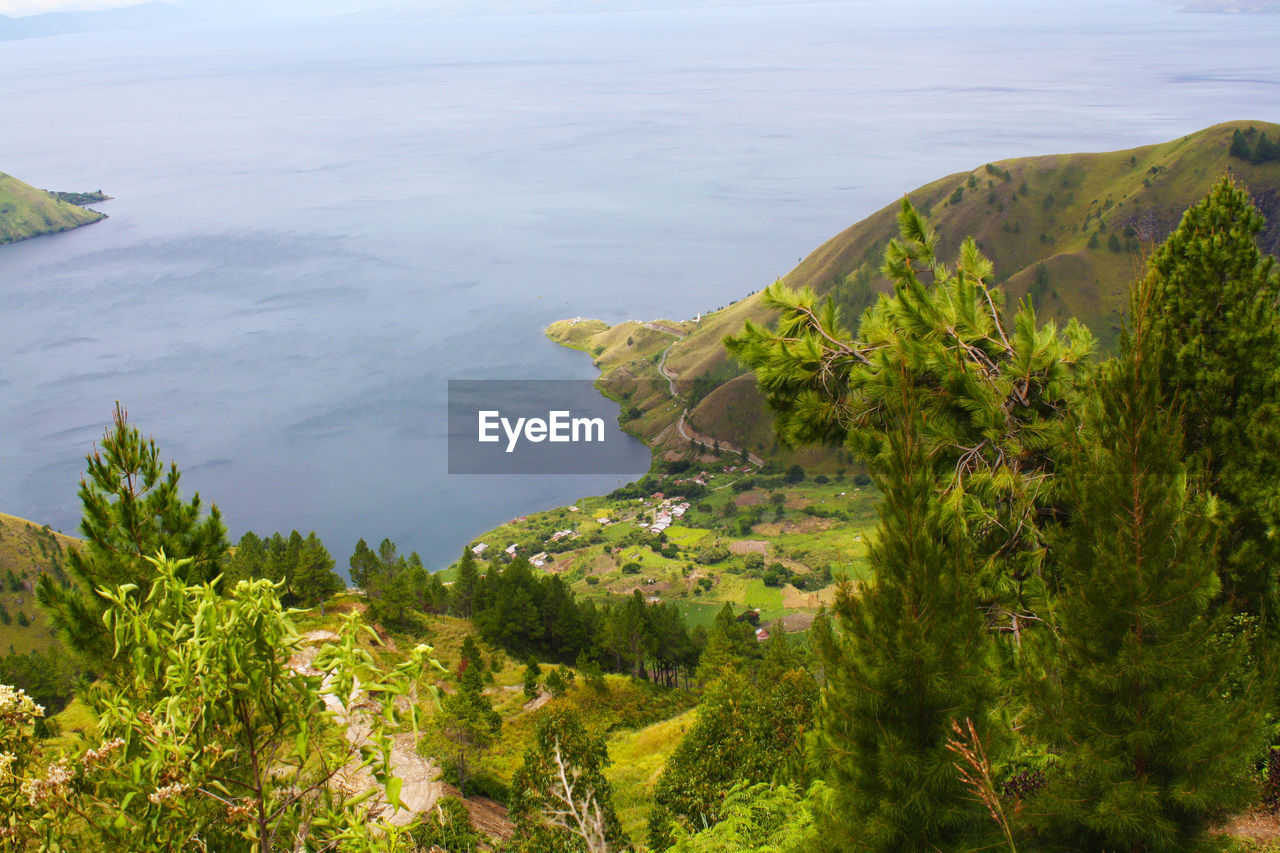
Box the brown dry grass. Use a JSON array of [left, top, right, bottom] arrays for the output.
[[1218, 810, 1280, 845], [728, 539, 770, 555]]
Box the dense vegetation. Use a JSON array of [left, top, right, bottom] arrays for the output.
[[4, 166, 1280, 853]]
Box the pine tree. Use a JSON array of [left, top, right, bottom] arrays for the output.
[[524, 657, 542, 700], [225, 530, 266, 585], [693, 602, 756, 683], [1229, 128, 1252, 161], [260, 532, 289, 585], [291, 532, 342, 608], [1143, 175, 1280, 619], [432, 663, 501, 797], [452, 547, 480, 617], [809, 370, 998, 853], [348, 537, 377, 589], [726, 199, 1093, 626], [1023, 282, 1268, 852], [459, 634, 485, 678], [36, 404, 226, 671]]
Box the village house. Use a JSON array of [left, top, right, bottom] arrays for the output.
[[471, 542, 488, 557]]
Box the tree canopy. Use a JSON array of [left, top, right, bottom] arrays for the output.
[[36, 404, 227, 672]]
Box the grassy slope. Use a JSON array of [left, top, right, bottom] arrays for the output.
[[606, 708, 697, 841], [0, 170, 106, 245], [0, 512, 79, 656], [376, 606, 699, 849], [553, 121, 1280, 465]]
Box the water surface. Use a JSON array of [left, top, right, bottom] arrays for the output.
[[1, 0, 1277, 567]]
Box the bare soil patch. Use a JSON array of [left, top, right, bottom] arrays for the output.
[[729, 539, 770, 556], [523, 690, 553, 713], [778, 612, 817, 633], [1217, 810, 1280, 843], [781, 584, 839, 610]]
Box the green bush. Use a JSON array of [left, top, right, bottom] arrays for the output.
[[695, 545, 730, 565]]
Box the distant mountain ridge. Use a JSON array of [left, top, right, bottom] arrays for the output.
[[1179, 0, 1280, 11], [359, 0, 868, 19], [553, 121, 1280, 468], [0, 1, 180, 42]]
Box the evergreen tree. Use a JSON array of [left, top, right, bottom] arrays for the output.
[[348, 537, 377, 589], [281, 529, 305, 595], [359, 538, 419, 630], [225, 530, 266, 585], [474, 558, 544, 653], [1229, 128, 1252, 161], [545, 667, 567, 698], [603, 591, 649, 678], [291, 532, 343, 607], [452, 547, 481, 616], [36, 404, 227, 672], [260, 532, 290, 585], [524, 657, 543, 700], [1023, 282, 1268, 852], [459, 634, 485, 678], [726, 200, 1092, 626], [432, 663, 501, 797], [1143, 175, 1280, 619], [422, 565, 450, 613], [694, 602, 757, 683], [508, 708, 630, 853], [809, 373, 998, 853], [403, 550, 430, 612]]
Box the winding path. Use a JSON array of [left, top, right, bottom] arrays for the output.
[[645, 324, 764, 468]]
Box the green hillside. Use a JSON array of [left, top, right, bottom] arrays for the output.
[[454, 465, 876, 632], [0, 512, 77, 656], [552, 121, 1280, 467], [0, 170, 107, 245]]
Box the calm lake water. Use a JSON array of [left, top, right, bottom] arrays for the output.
[[1, 0, 1277, 569]]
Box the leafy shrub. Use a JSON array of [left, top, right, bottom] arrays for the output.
[[695, 546, 730, 565]]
